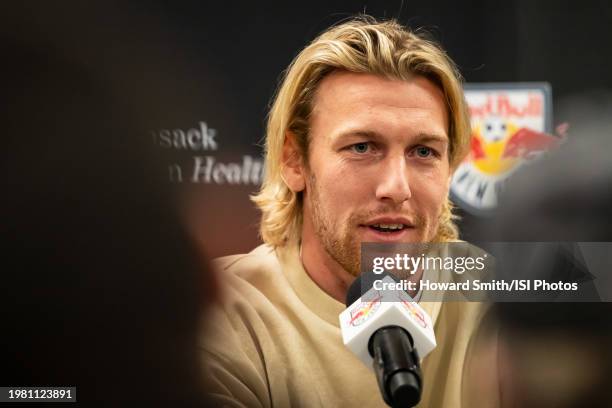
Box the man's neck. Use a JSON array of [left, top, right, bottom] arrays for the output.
[[299, 236, 355, 304]]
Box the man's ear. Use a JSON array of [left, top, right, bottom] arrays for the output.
[[281, 131, 306, 192]]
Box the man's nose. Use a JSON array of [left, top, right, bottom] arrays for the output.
[[375, 156, 412, 205]]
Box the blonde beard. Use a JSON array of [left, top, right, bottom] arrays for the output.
[[305, 175, 452, 277], [308, 181, 362, 276]]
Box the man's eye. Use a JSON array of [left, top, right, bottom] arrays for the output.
[[351, 142, 370, 154], [415, 146, 434, 158]]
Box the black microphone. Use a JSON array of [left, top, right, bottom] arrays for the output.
[[340, 273, 436, 408]]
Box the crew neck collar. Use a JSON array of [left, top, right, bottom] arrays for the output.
[[276, 241, 345, 326], [274, 241, 442, 328]]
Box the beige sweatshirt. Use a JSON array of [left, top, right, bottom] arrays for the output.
[[200, 243, 500, 407]]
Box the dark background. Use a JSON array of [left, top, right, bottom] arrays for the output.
[[120, 0, 612, 254], [3, 1, 612, 254]]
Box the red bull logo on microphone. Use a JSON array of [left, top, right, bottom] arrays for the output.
[[451, 83, 563, 214], [400, 300, 428, 329], [349, 294, 382, 327]]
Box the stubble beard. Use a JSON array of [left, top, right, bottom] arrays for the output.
[[307, 175, 362, 277], [305, 174, 445, 278]]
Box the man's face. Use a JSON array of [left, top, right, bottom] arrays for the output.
[[300, 71, 451, 276]]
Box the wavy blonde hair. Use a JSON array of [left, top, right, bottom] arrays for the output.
[[252, 16, 471, 247]]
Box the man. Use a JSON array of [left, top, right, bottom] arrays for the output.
[[202, 16, 499, 407]]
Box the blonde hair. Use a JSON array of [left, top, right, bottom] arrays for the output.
[[252, 16, 471, 247]]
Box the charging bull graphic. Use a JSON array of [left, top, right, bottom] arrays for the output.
[[401, 300, 428, 329], [451, 85, 564, 214], [349, 295, 382, 327], [470, 117, 560, 175]]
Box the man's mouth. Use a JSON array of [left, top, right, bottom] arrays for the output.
[[368, 223, 408, 233], [359, 217, 417, 241]]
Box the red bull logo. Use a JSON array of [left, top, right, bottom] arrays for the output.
[[451, 84, 563, 214], [401, 300, 428, 329], [349, 294, 382, 327]]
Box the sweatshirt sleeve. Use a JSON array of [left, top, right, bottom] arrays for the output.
[[199, 302, 271, 408]]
